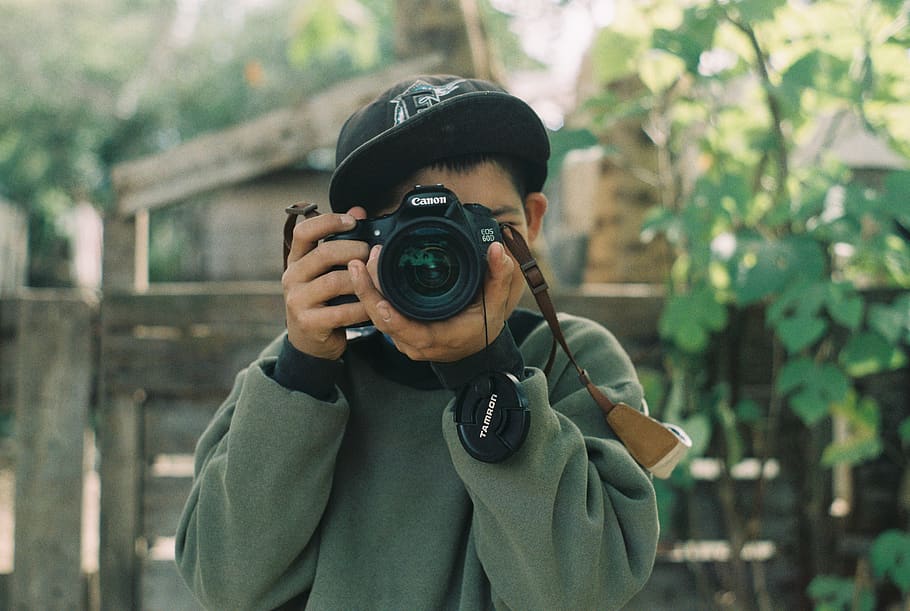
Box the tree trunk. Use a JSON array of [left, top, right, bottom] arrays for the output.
[[394, 0, 498, 82]]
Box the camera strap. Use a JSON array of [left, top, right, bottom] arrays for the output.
[[282, 204, 689, 477], [499, 224, 690, 479], [283, 203, 321, 271]]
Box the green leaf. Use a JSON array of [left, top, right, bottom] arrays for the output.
[[679, 412, 713, 458], [797, 283, 833, 320], [807, 575, 855, 607], [822, 436, 882, 466], [779, 50, 851, 114], [716, 394, 744, 467], [822, 391, 882, 466], [869, 294, 910, 344], [780, 50, 822, 97], [790, 389, 830, 425], [767, 279, 823, 325], [590, 29, 646, 84], [775, 315, 827, 353], [840, 331, 907, 377], [638, 368, 666, 416], [694, 288, 728, 332], [827, 293, 864, 331], [651, 6, 720, 75], [878, 0, 909, 16], [868, 303, 905, 344], [659, 296, 708, 352], [659, 288, 728, 353], [777, 359, 850, 426], [807, 572, 875, 610], [639, 50, 686, 94], [777, 357, 815, 395], [734, 399, 762, 423], [734, 243, 790, 304], [734, 236, 826, 305], [871, 530, 910, 593], [727, 0, 786, 22], [652, 29, 701, 75], [818, 363, 852, 402]]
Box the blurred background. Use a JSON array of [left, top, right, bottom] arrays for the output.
[[1, 0, 909, 609]]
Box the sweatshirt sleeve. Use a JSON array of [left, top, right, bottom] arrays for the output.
[[174, 339, 350, 610], [440, 315, 659, 610]]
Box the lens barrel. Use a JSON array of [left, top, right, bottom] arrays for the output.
[[378, 218, 482, 321]]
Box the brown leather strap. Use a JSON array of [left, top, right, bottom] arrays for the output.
[[281, 209, 613, 415], [500, 223, 689, 477], [283, 203, 321, 271], [500, 224, 618, 416], [280, 207, 689, 476]]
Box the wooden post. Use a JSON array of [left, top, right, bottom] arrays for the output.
[[11, 290, 97, 610], [98, 393, 142, 611], [102, 213, 139, 293]]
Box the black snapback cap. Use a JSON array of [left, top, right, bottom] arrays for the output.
[[329, 75, 550, 213]]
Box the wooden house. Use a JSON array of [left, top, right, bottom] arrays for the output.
[[107, 57, 444, 289]]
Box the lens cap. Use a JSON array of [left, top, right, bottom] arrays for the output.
[[455, 372, 530, 463]]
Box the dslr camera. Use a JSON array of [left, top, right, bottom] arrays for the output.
[[325, 184, 502, 321]]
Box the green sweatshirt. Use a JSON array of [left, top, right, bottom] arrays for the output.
[[175, 310, 658, 610]]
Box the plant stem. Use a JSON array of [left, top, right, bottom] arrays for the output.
[[727, 17, 790, 208]]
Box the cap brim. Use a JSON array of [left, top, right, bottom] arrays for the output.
[[329, 92, 549, 213]]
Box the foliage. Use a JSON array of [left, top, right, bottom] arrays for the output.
[[584, 0, 910, 608], [0, 0, 395, 285], [870, 529, 910, 593], [808, 528, 910, 610], [807, 573, 875, 611]]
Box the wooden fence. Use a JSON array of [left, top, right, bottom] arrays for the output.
[[3, 282, 854, 609], [0, 201, 27, 295], [98, 283, 287, 610], [1, 291, 99, 610]]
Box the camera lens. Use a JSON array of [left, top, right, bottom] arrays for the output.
[[379, 220, 481, 321], [400, 243, 457, 295]]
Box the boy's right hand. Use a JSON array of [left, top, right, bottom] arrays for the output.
[[282, 208, 370, 360]]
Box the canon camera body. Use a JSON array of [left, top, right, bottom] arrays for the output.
[[325, 184, 502, 321]]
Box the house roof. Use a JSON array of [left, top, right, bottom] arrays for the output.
[[793, 110, 908, 171], [110, 55, 444, 216]]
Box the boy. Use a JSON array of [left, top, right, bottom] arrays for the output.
[[176, 75, 659, 609]]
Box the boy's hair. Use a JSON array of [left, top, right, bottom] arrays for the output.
[[425, 153, 530, 200], [378, 153, 531, 216], [329, 75, 549, 215]]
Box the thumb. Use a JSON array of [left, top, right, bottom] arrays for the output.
[[484, 242, 513, 300]]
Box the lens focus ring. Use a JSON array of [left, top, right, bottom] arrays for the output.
[[378, 219, 482, 321]]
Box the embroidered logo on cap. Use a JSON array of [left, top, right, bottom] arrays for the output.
[[390, 79, 466, 126]]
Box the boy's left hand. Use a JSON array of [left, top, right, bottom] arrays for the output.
[[348, 241, 515, 362]]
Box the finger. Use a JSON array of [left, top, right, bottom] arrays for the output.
[[482, 241, 514, 308], [287, 239, 370, 286], [310, 300, 369, 331], [287, 213, 356, 265], [285, 300, 367, 357], [348, 259, 395, 327], [286, 268, 358, 306], [364, 244, 382, 290], [347, 206, 368, 220], [288, 299, 368, 334]]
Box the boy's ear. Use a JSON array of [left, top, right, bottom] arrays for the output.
[[523, 192, 548, 243]]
